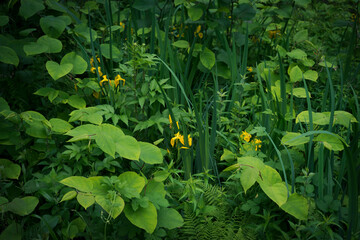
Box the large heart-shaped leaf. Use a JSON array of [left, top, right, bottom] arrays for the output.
[[157, 207, 184, 229], [280, 193, 308, 220], [0, 46, 19, 66], [61, 52, 87, 75], [118, 172, 145, 198], [77, 192, 95, 210], [124, 202, 157, 234], [46, 61, 73, 80], [115, 136, 140, 160], [200, 48, 215, 70], [95, 195, 124, 219], [40, 15, 66, 38], [139, 142, 163, 164]]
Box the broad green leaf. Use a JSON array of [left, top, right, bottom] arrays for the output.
[[0, 97, 10, 111], [258, 166, 288, 206], [0, 223, 21, 240], [294, 30, 308, 43], [46, 61, 73, 80], [95, 126, 118, 158], [237, 156, 265, 171], [153, 171, 170, 182], [296, 111, 329, 125], [60, 176, 93, 192], [0, 16, 9, 26], [0, 46, 19, 66], [188, 6, 203, 21], [280, 193, 308, 220], [220, 149, 237, 162], [100, 44, 121, 60], [19, 0, 44, 19], [115, 136, 140, 160], [60, 190, 77, 202], [124, 202, 157, 234], [60, 52, 87, 74], [87, 112, 103, 125], [314, 133, 344, 151], [136, 27, 152, 35], [157, 207, 184, 229], [7, 196, 39, 216], [37, 35, 62, 53], [88, 176, 108, 195], [200, 48, 215, 70], [24, 42, 48, 55], [303, 70, 318, 82], [95, 195, 124, 219], [144, 181, 168, 209], [73, 23, 98, 43], [66, 124, 97, 142], [323, 111, 358, 127], [0, 159, 21, 179], [132, 0, 156, 11], [77, 192, 95, 210], [172, 40, 190, 49], [20, 111, 46, 122], [40, 15, 66, 38], [282, 132, 309, 146], [139, 142, 163, 164], [68, 95, 86, 109], [287, 49, 307, 60], [49, 118, 73, 133], [301, 58, 315, 67], [293, 88, 310, 98], [25, 121, 48, 139], [289, 65, 302, 82], [240, 167, 259, 194], [233, 4, 256, 20], [223, 163, 240, 172], [118, 172, 145, 198]]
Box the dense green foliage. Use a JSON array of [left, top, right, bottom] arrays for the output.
[[0, 0, 359, 239]]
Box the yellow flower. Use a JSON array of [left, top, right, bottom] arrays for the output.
[[114, 74, 125, 87], [90, 67, 96, 73], [195, 25, 201, 34], [247, 67, 253, 72], [100, 75, 109, 86], [74, 83, 78, 92], [268, 29, 281, 39], [171, 132, 182, 147], [169, 115, 179, 129], [255, 139, 261, 144], [179, 134, 192, 149], [198, 32, 203, 39], [240, 131, 251, 142], [120, 22, 125, 29], [90, 57, 94, 67]]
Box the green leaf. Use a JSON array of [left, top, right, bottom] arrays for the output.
[[144, 181, 168, 209], [73, 23, 98, 43], [49, 118, 73, 133], [287, 49, 307, 60], [314, 133, 344, 151], [139, 142, 163, 164], [157, 207, 184, 229], [95, 128, 116, 158], [281, 132, 310, 146], [233, 4, 256, 20], [100, 44, 122, 60], [46, 61, 73, 80], [0, 223, 22, 240], [115, 136, 141, 160], [95, 195, 124, 219], [187, 6, 203, 21], [296, 111, 329, 125], [40, 15, 66, 38], [0, 16, 9, 26], [68, 95, 86, 109], [60, 176, 93, 192], [293, 88, 310, 98], [118, 172, 145, 199], [324, 111, 358, 127], [60, 190, 77, 202], [303, 70, 318, 82], [61, 52, 88, 74], [7, 196, 39, 216], [66, 124, 98, 142], [0, 159, 21, 179], [294, 30, 308, 43], [172, 40, 190, 49], [200, 48, 215, 70], [132, 0, 156, 11], [0, 46, 19, 66], [289, 65, 302, 82], [280, 193, 308, 220], [87, 112, 103, 125], [37, 35, 62, 53], [77, 192, 95, 210], [23, 42, 48, 55], [153, 171, 170, 182], [124, 202, 157, 234], [257, 166, 288, 206], [19, 0, 44, 19], [241, 167, 260, 194]]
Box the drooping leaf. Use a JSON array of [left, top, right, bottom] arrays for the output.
[[61, 52, 87, 75], [157, 207, 184, 229], [0, 159, 21, 179], [314, 133, 344, 151], [0, 46, 19, 66], [60, 176, 93, 192], [46, 61, 73, 80], [77, 192, 95, 210], [139, 142, 163, 164], [124, 202, 157, 234], [280, 193, 308, 220], [95, 195, 124, 219]]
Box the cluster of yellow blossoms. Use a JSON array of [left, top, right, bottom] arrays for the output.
[[240, 130, 262, 151], [169, 115, 192, 149], [194, 25, 203, 39], [268, 29, 281, 39], [99, 74, 125, 88]]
